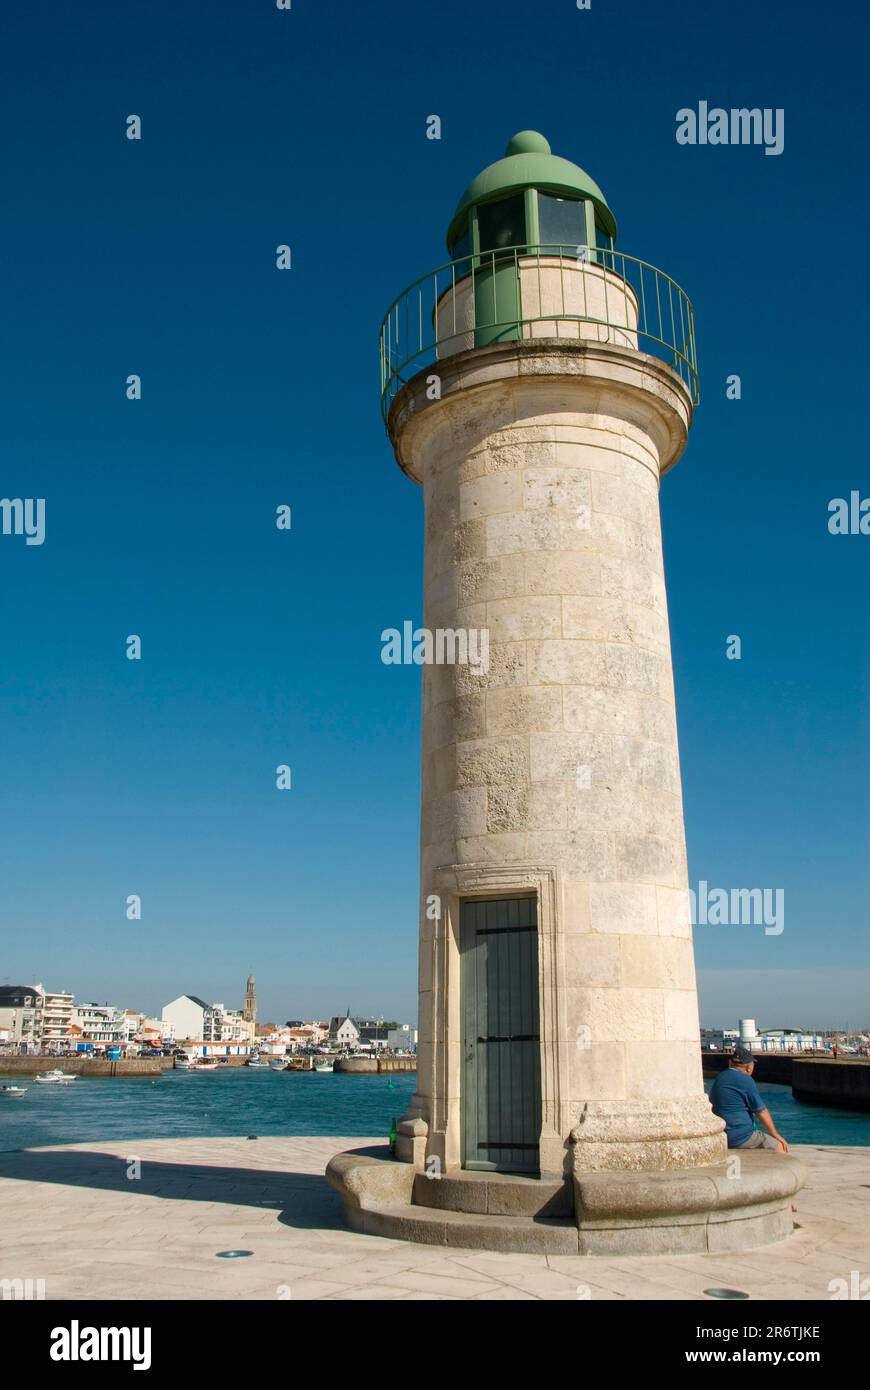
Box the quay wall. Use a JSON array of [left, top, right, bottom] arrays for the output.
[[792, 1060, 870, 1111], [333, 1057, 417, 1074], [0, 1057, 169, 1077]]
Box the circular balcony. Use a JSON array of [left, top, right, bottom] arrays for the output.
[[379, 244, 698, 421]]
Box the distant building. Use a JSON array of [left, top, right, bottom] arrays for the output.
[[162, 995, 253, 1049], [701, 1020, 824, 1053], [328, 1014, 411, 1050], [754, 1027, 824, 1052], [0, 984, 74, 1052], [243, 974, 257, 1028], [700, 1027, 738, 1051], [72, 1003, 126, 1049], [34, 985, 74, 1051], [358, 1022, 390, 1050], [329, 1015, 361, 1047], [0, 985, 41, 1052], [136, 1015, 172, 1048], [162, 995, 215, 1042], [387, 1024, 417, 1052]]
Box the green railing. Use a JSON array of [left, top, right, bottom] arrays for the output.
[[379, 243, 698, 420]]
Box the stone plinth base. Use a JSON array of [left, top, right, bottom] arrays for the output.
[[573, 1152, 805, 1254], [326, 1146, 806, 1256], [570, 1098, 727, 1173]]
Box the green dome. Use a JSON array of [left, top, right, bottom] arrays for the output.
[[505, 130, 552, 156], [447, 131, 616, 250]]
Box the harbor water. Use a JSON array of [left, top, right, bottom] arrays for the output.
[[0, 1067, 417, 1152], [1, 1071, 868, 1153]]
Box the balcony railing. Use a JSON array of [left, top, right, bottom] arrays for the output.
[[379, 243, 698, 421]]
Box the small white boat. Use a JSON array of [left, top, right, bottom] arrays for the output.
[[174, 1056, 193, 1070], [245, 1057, 265, 1068], [314, 1063, 334, 1073], [0, 1085, 28, 1099], [192, 1057, 222, 1071], [36, 1069, 77, 1085]]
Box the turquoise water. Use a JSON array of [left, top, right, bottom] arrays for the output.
[[0, 1068, 418, 1152], [1, 1071, 867, 1152]]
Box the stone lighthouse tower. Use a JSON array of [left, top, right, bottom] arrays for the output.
[[330, 132, 803, 1251]]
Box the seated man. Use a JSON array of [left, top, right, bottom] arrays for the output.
[[709, 1046, 789, 1151]]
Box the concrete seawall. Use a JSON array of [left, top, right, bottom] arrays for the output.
[[333, 1057, 417, 1074], [0, 1057, 169, 1077], [792, 1060, 870, 1111]]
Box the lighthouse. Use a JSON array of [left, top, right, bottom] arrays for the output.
[[330, 132, 804, 1252]]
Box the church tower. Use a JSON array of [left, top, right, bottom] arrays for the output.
[[243, 974, 256, 1027]]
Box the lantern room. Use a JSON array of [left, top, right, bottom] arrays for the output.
[[445, 129, 617, 265]]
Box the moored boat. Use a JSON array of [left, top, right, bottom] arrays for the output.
[[0, 1084, 28, 1098], [35, 1069, 77, 1085]]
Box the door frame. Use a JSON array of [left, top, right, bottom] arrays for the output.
[[460, 893, 541, 1173], [422, 863, 567, 1179]]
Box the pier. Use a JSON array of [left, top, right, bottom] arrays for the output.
[[333, 1056, 417, 1074], [0, 1057, 170, 1078], [0, 1135, 865, 1300]]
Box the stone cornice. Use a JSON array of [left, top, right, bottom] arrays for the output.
[[387, 338, 693, 485]]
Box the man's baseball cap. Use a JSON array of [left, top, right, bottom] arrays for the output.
[[730, 1045, 754, 1064]]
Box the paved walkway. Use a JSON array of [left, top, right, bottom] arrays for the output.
[[0, 1138, 867, 1300]]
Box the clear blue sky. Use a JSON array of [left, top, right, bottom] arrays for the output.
[[1, 0, 866, 1029]]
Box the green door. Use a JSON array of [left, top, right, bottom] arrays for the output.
[[460, 896, 541, 1173], [473, 192, 524, 347], [473, 258, 521, 347]]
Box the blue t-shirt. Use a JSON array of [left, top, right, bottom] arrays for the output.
[[709, 1068, 765, 1147]]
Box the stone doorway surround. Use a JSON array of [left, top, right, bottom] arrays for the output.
[[414, 862, 564, 1179]]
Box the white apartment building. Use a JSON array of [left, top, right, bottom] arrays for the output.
[[211, 1005, 254, 1044], [162, 995, 214, 1042], [162, 996, 253, 1048], [34, 985, 74, 1051], [71, 1003, 126, 1048]]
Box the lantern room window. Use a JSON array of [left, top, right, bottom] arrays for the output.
[[477, 194, 526, 257], [538, 193, 588, 256], [595, 219, 615, 266], [450, 224, 471, 264]]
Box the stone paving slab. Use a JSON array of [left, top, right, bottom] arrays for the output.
[[0, 1137, 867, 1301]]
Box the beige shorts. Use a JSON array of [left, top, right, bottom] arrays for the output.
[[736, 1130, 780, 1150]]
